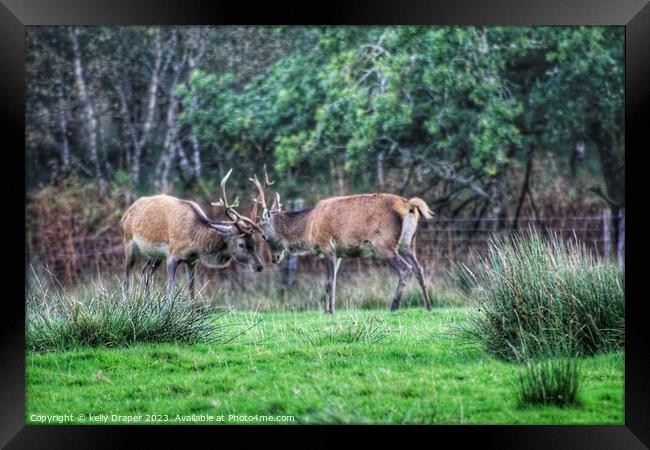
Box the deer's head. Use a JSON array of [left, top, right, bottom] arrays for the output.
[[212, 169, 265, 272], [250, 166, 286, 264]]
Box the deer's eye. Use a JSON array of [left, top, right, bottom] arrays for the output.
[[262, 235, 268, 241], [238, 243, 245, 249]]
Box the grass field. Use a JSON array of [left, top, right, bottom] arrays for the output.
[[26, 307, 624, 425]]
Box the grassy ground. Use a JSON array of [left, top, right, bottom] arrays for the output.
[[26, 307, 623, 425]]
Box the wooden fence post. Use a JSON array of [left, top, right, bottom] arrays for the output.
[[602, 208, 612, 260], [447, 219, 452, 260], [617, 211, 624, 268]]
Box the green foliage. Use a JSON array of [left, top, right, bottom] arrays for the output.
[[27, 26, 623, 217], [462, 231, 624, 361], [528, 27, 624, 151]]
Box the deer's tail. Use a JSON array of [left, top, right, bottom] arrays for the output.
[[408, 197, 434, 220]]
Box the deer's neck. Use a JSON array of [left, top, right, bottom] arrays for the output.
[[195, 224, 228, 254], [273, 209, 311, 247]]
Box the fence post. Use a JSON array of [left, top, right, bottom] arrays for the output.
[[602, 208, 612, 260], [447, 219, 453, 260], [617, 211, 624, 268]]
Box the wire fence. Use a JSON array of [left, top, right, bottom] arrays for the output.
[[26, 212, 622, 286]]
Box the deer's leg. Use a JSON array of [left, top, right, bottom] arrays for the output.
[[400, 249, 432, 311], [167, 256, 181, 300], [142, 259, 162, 297], [324, 256, 334, 314], [323, 254, 341, 314], [386, 252, 412, 312], [141, 260, 153, 292], [123, 241, 137, 294], [329, 257, 342, 314]]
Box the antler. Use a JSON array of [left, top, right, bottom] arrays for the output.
[[263, 164, 274, 187], [212, 169, 239, 212], [224, 208, 261, 232], [249, 164, 275, 213], [212, 168, 261, 234]]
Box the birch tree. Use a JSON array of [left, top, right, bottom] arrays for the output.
[[69, 27, 104, 187]]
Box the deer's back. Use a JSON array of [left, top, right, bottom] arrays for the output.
[[120, 195, 199, 248], [306, 193, 412, 249]]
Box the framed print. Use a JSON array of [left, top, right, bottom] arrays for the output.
[[3, 0, 648, 447]]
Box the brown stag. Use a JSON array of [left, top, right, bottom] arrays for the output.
[[120, 169, 264, 300], [250, 168, 434, 313]]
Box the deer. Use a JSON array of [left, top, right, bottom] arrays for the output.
[[120, 169, 264, 301], [250, 167, 434, 314]]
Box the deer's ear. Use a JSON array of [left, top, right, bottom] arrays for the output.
[[261, 207, 271, 222], [210, 223, 235, 235]]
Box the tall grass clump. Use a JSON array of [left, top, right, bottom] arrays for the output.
[[26, 272, 225, 352], [320, 314, 389, 344], [517, 356, 582, 407], [463, 230, 624, 361]]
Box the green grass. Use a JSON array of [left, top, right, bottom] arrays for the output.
[[26, 308, 623, 425], [517, 356, 582, 407], [26, 279, 223, 352]]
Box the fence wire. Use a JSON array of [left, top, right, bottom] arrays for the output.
[[27, 214, 619, 286]]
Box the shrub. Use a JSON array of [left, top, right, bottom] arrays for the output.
[[26, 272, 228, 352], [462, 230, 624, 361]]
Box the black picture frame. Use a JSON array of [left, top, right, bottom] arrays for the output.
[[4, 0, 648, 447]]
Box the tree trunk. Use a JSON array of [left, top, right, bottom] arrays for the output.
[[513, 152, 533, 231], [69, 27, 104, 188], [113, 82, 136, 172], [132, 30, 163, 187], [158, 91, 180, 193], [590, 123, 624, 262], [191, 134, 202, 181], [56, 85, 70, 169], [176, 138, 194, 188], [157, 40, 187, 193], [490, 166, 509, 231], [597, 144, 625, 209], [376, 151, 384, 189], [187, 28, 206, 183]]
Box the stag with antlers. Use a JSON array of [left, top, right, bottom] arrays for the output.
[[250, 166, 434, 313], [120, 169, 264, 300]]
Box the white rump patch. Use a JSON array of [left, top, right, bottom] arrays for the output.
[[398, 211, 417, 251]]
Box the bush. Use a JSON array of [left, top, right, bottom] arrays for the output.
[[462, 230, 624, 361], [26, 272, 228, 352], [517, 356, 582, 407]]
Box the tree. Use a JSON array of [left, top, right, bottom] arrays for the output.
[[27, 25, 624, 241]]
